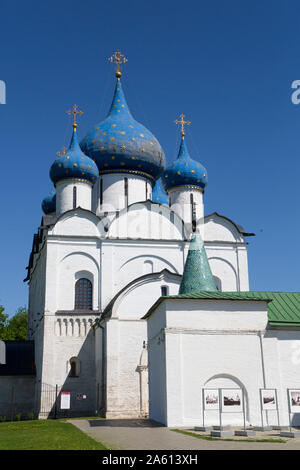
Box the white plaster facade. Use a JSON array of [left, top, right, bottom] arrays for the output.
[[56, 179, 93, 215], [146, 299, 300, 428]]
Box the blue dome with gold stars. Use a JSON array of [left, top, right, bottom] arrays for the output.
[[161, 136, 207, 192], [42, 192, 56, 214], [80, 78, 166, 182], [152, 178, 169, 205], [50, 126, 99, 186]]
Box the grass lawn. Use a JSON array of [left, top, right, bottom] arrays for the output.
[[0, 419, 108, 450]]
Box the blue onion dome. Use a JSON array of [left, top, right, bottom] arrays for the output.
[[161, 134, 208, 193], [80, 78, 166, 183], [50, 124, 99, 186], [42, 192, 56, 214], [152, 178, 169, 205]]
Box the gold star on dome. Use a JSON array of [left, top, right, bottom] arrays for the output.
[[57, 146, 67, 157]]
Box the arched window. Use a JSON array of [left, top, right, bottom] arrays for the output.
[[161, 285, 168, 296], [124, 177, 128, 207], [75, 278, 93, 310], [100, 177, 103, 206], [69, 357, 79, 377], [73, 186, 77, 209]]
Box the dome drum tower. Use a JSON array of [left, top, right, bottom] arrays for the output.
[[162, 114, 208, 235], [56, 178, 94, 215], [168, 186, 204, 233], [49, 106, 99, 217], [93, 173, 152, 214]]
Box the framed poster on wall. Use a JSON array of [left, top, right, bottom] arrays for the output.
[[288, 389, 300, 413], [221, 389, 243, 413], [260, 389, 277, 411], [203, 389, 219, 410], [60, 391, 71, 410]]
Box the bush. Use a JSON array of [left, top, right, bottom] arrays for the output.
[[0, 416, 7, 422], [15, 413, 22, 421], [27, 412, 34, 420]]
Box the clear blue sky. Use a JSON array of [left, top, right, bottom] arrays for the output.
[[0, 0, 299, 316]]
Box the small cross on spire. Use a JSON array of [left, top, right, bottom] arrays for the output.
[[175, 113, 191, 138], [67, 104, 83, 129], [108, 49, 128, 78]]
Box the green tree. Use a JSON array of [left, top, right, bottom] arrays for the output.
[[0, 306, 9, 340], [5, 307, 28, 340]]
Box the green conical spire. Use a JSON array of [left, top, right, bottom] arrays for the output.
[[179, 233, 217, 294]]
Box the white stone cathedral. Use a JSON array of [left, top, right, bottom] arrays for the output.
[[24, 53, 300, 428]]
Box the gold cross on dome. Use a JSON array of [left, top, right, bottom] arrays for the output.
[[57, 146, 67, 157], [67, 104, 83, 128], [108, 49, 128, 78], [175, 113, 191, 138]]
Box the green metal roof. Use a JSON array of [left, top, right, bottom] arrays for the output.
[[163, 291, 300, 327]]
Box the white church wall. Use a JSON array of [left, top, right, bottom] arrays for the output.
[[100, 241, 184, 309], [33, 226, 101, 417], [53, 317, 96, 415], [28, 244, 46, 339], [37, 315, 56, 392], [169, 188, 204, 232], [107, 202, 185, 241], [56, 180, 92, 215], [102, 316, 151, 418], [203, 213, 250, 291], [206, 246, 249, 291], [147, 299, 270, 427], [118, 320, 147, 416], [236, 246, 250, 291], [99, 271, 180, 418], [36, 314, 98, 417], [103, 318, 149, 418], [268, 330, 300, 426], [51, 209, 105, 238], [95, 173, 152, 214], [58, 251, 100, 312], [45, 241, 100, 312], [164, 299, 268, 330], [203, 214, 244, 243], [113, 278, 180, 320], [94, 321, 104, 412], [177, 333, 264, 427], [104, 318, 119, 416], [147, 303, 167, 425]]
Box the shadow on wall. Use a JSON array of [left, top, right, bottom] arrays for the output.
[[35, 327, 98, 419]]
